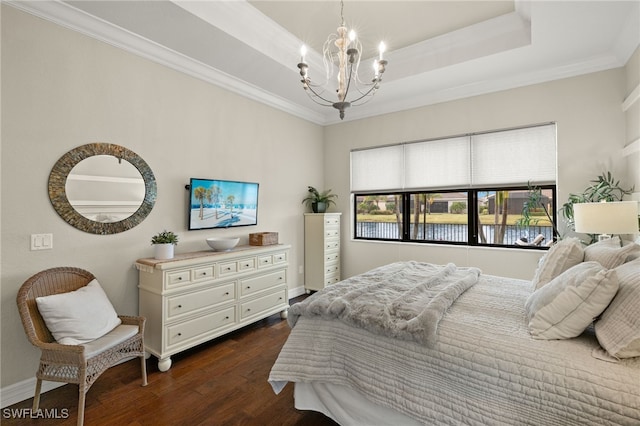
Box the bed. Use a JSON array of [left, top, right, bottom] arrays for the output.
[[269, 238, 640, 425]]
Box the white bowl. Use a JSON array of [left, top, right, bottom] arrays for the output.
[[206, 237, 240, 251]]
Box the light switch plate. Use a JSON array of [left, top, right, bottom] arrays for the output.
[[31, 234, 53, 250]]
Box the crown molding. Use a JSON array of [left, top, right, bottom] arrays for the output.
[[335, 53, 625, 124], [5, 0, 328, 125], [5, 0, 638, 127]]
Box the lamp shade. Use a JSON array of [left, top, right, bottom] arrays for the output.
[[573, 201, 639, 235]]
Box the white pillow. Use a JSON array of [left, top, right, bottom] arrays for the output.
[[530, 237, 584, 290], [36, 279, 122, 345], [525, 262, 619, 340], [595, 259, 640, 358], [584, 238, 640, 269]]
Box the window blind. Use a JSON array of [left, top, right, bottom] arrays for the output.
[[350, 145, 403, 192], [351, 123, 556, 192], [405, 137, 470, 190], [471, 125, 557, 186]]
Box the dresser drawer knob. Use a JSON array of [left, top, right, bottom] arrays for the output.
[[177, 304, 183, 308], [224, 292, 229, 296], [177, 333, 182, 337], [178, 277, 183, 280], [224, 316, 229, 320]]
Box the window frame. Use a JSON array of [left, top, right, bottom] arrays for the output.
[[353, 184, 557, 249]]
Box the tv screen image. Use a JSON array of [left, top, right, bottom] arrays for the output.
[[188, 178, 259, 230]]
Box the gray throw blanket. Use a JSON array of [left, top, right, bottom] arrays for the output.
[[289, 261, 481, 347]]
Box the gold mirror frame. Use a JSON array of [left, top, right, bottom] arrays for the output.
[[49, 143, 157, 234]]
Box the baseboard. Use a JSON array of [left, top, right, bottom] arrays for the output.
[[1, 356, 136, 408], [289, 285, 306, 299], [1, 378, 64, 408]]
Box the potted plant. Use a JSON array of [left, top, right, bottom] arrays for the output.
[[560, 172, 634, 243], [519, 172, 634, 245], [302, 186, 338, 213], [151, 230, 179, 259]]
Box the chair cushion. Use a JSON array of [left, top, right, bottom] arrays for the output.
[[83, 324, 139, 358], [36, 279, 122, 345]]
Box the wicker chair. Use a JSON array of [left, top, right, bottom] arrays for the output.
[[16, 267, 147, 426]]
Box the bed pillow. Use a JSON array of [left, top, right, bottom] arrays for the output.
[[584, 238, 640, 269], [531, 237, 584, 290], [36, 279, 122, 345], [622, 239, 640, 262], [525, 261, 619, 340], [595, 259, 640, 358]]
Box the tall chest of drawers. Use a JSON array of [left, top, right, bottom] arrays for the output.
[[304, 213, 341, 292], [135, 244, 290, 371]]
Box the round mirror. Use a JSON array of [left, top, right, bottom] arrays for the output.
[[49, 143, 157, 234], [65, 155, 146, 223]]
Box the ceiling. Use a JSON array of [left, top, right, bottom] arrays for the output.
[[8, 1, 640, 125]]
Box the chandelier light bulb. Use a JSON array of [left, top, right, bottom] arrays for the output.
[[300, 45, 307, 63], [349, 30, 356, 42], [379, 41, 386, 60]]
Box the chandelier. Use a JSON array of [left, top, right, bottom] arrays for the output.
[[297, 0, 388, 120]]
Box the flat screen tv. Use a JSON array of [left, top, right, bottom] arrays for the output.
[[188, 178, 259, 230]]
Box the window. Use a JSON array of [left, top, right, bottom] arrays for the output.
[[351, 124, 557, 248]]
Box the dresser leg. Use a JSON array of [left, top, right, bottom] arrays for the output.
[[280, 306, 289, 320], [158, 357, 172, 372]]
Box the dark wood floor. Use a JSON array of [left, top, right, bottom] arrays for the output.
[[3, 298, 338, 426]]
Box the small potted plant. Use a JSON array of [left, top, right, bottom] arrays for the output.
[[302, 186, 338, 213], [151, 230, 179, 259]]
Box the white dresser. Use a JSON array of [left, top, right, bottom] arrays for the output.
[[304, 213, 341, 292], [135, 244, 290, 371]]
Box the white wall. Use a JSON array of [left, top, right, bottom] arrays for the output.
[[0, 6, 323, 390], [624, 47, 640, 200], [324, 68, 631, 280]]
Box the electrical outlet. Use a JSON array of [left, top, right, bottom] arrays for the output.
[[31, 234, 53, 250]]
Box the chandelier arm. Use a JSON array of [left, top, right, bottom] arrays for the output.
[[350, 91, 378, 107], [303, 82, 336, 105], [349, 77, 379, 96], [344, 81, 380, 104]]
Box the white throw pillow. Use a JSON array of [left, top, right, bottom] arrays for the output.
[[595, 259, 640, 358], [584, 238, 640, 269], [525, 262, 619, 340], [530, 237, 584, 290], [36, 279, 122, 345]]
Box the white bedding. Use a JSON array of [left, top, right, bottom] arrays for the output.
[[269, 271, 640, 425]]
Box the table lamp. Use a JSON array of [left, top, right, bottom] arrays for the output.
[[573, 201, 639, 241]]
